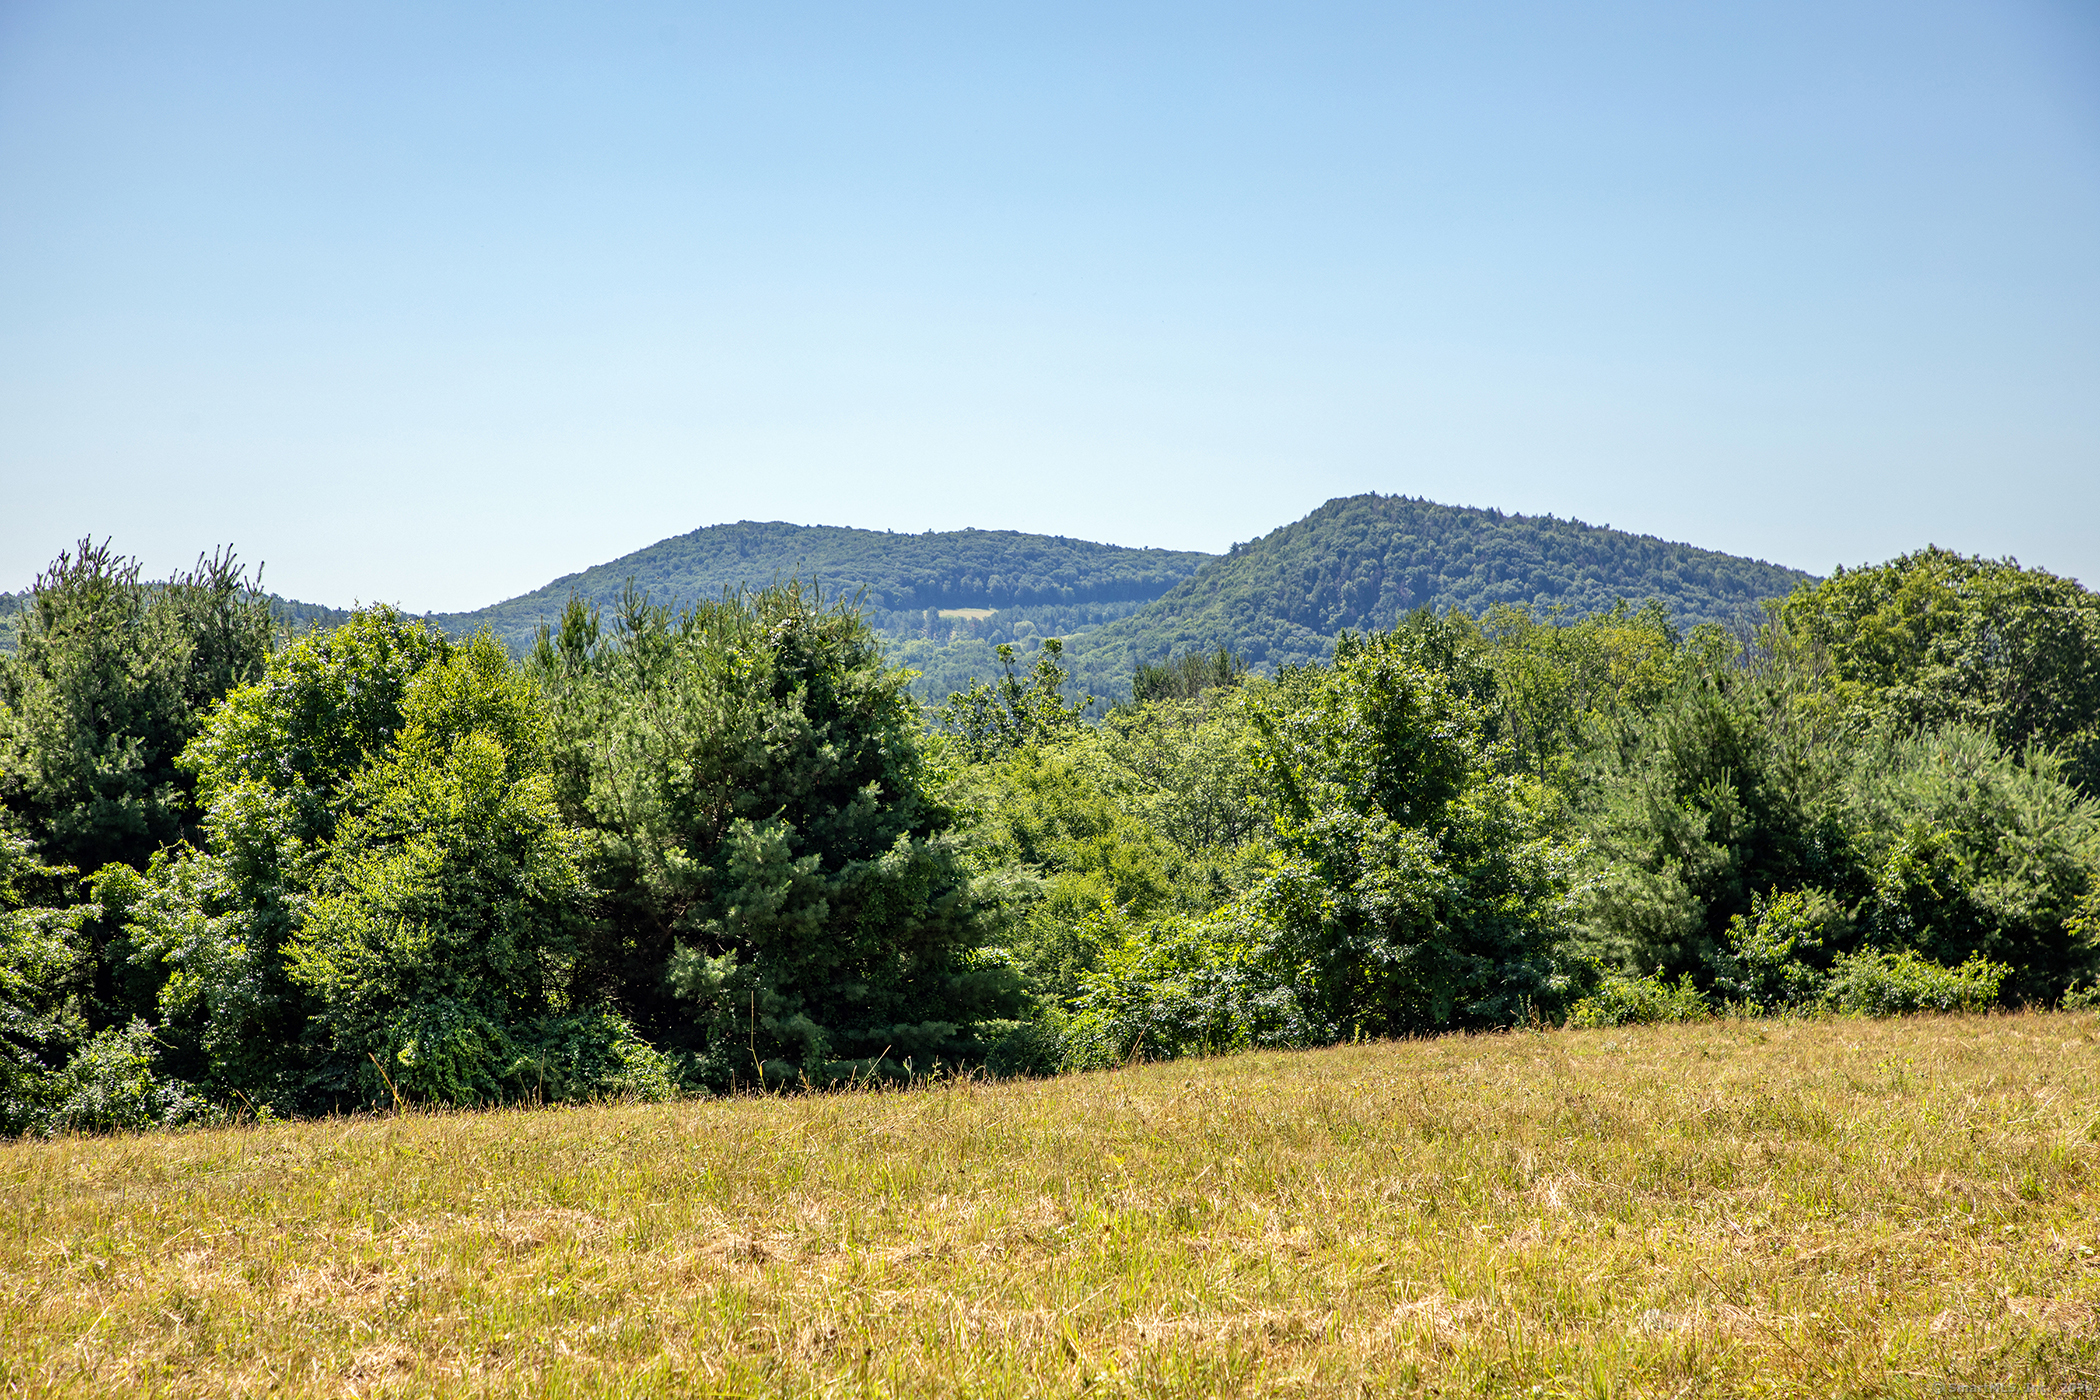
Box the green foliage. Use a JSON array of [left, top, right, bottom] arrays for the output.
[[1065, 494, 1814, 697], [1711, 887, 1848, 1013], [932, 638, 1094, 763], [952, 755, 1180, 1007], [285, 638, 589, 1106], [510, 1011, 678, 1103], [1780, 547, 2100, 794], [534, 583, 1022, 1089], [946, 676, 1275, 1013], [1567, 645, 2100, 1005], [1470, 600, 1700, 783], [1566, 971, 1711, 1028], [0, 831, 87, 1134], [1062, 907, 1318, 1067], [0, 592, 23, 655], [0, 540, 272, 879], [116, 610, 656, 1113], [1845, 728, 2100, 1003], [430, 521, 1214, 655], [980, 1018, 1064, 1078], [1131, 648, 1246, 704], [1083, 693, 1272, 861], [41, 1018, 210, 1135], [1568, 647, 1867, 980], [125, 606, 454, 1108], [1247, 632, 1577, 1036], [1822, 949, 2009, 1017]]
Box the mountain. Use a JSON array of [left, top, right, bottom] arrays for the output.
[[2, 501, 1820, 706], [1058, 495, 1817, 695], [424, 522, 1217, 655]]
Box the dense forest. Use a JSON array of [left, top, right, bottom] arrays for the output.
[[1, 498, 1824, 706], [1059, 494, 1814, 696], [418, 522, 1215, 656], [1, 525, 2096, 1134]]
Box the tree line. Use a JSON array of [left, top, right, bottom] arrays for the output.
[[2, 536, 2095, 1133]]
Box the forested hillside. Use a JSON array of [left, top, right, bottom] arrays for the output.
[[426, 522, 1215, 654], [267, 595, 356, 632], [1060, 494, 1815, 695], [3, 499, 1819, 705]]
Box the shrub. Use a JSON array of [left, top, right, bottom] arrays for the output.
[[2061, 981, 2100, 1012], [1566, 972, 1710, 1028], [43, 1020, 210, 1135], [1821, 948, 2007, 1016], [1711, 887, 1846, 1013], [1062, 909, 1322, 1068], [509, 1011, 679, 1103]]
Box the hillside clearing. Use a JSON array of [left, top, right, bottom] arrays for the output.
[[3, 1013, 2096, 1398]]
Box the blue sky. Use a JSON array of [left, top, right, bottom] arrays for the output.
[[2, 0, 2095, 609]]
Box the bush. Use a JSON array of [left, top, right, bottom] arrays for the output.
[[43, 1020, 210, 1135], [1821, 948, 2007, 1016], [509, 1011, 679, 1103], [1711, 887, 1845, 1013], [1063, 909, 1322, 1068], [2061, 981, 2100, 1011], [1566, 972, 1710, 1028]]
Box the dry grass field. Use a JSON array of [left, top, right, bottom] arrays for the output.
[[2, 1012, 2096, 1398]]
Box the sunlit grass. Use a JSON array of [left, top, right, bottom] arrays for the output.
[[4, 1011, 2096, 1397]]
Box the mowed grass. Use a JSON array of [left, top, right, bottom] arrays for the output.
[[4, 1014, 2097, 1398]]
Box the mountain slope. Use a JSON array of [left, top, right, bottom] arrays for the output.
[[1063, 495, 1817, 693], [428, 522, 1216, 653]]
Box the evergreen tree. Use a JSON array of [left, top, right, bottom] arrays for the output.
[[534, 584, 1021, 1087], [0, 540, 271, 879]]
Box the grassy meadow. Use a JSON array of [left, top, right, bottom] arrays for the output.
[[3, 1012, 2096, 1398]]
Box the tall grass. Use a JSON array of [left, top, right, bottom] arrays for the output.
[[3, 1011, 2096, 1397]]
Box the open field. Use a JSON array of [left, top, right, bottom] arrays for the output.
[[2, 1013, 2096, 1398]]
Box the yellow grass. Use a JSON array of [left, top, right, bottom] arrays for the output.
[[3, 1012, 2097, 1398], [936, 609, 996, 621]]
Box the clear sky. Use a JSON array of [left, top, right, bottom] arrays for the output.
[[2, 0, 2095, 609]]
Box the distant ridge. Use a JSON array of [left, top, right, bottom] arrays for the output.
[[6, 500, 1820, 706], [1060, 494, 1817, 693], [424, 521, 1216, 654]]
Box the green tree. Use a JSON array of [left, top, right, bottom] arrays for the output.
[[932, 637, 1094, 762], [1842, 726, 2099, 1004], [1246, 633, 1575, 1034], [534, 584, 1021, 1087], [0, 540, 272, 880], [122, 606, 453, 1107], [283, 641, 610, 1106], [1131, 647, 1246, 704], [1567, 654, 1858, 980], [1779, 547, 2100, 794], [0, 831, 85, 1133]]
